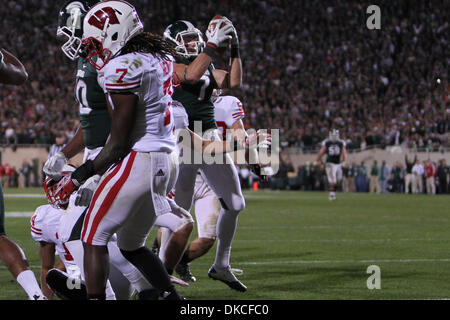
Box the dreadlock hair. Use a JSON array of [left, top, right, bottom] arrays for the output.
[[119, 32, 179, 60]]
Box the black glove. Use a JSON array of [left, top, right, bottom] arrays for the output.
[[71, 160, 95, 187]]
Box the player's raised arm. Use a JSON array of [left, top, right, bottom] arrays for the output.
[[211, 17, 242, 89], [0, 49, 28, 85], [171, 20, 233, 85]]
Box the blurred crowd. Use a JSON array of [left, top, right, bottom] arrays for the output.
[[261, 156, 450, 194], [0, 0, 449, 150]]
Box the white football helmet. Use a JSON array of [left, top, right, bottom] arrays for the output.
[[43, 164, 76, 209], [81, 0, 143, 70]]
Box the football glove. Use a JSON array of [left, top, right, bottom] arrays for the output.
[[43, 151, 68, 180], [55, 160, 95, 204], [74, 174, 101, 207], [205, 20, 233, 48], [245, 130, 272, 150], [221, 17, 239, 47]]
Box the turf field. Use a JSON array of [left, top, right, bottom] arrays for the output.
[[1, 188, 449, 300]]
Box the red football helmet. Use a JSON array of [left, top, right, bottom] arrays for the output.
[[44, 164, 76, 209]]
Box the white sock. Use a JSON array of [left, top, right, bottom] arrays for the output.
[[330, 192, 336, 196], [158, 227, 172, 265], [16, 270, 44, 300], [214, 209, 239, 269]]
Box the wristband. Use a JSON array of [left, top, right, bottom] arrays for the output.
[[203, 42, 218, 57], [71, 160, 95, 187], [230, 45, 240, 59]]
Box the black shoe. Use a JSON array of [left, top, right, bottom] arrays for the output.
[[175, 262, 197, 282], [138, 288, 160, 300], [46, 269, 87, 300]]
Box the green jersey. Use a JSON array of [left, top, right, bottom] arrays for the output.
[[76, 58, 110, 149], [172, 57, 218, 132], [322, 139, 346, 164]]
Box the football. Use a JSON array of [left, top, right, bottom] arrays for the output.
[[207, 14, 231, 49]]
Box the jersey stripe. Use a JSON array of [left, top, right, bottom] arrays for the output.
[[81, 161, 124, 242], [84, 151, 137, 244], [105, 81, 141, 87]]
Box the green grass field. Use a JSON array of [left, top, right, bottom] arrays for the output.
[[1, 188, 449, 300]]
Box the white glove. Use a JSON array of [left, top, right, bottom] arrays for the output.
[[221, 17, 239, 46], [74, 174, 101, 207], [43, 151, 67, 180], [206, 19, 233, 48], [245, 130, 272, 150]]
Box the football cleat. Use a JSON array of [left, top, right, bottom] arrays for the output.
[[46, 268, 87, 300], [32, 294, 48, 300], [175, 262, 197, 283], [208, 266, 247, 292], [329, 194, 336, 201]]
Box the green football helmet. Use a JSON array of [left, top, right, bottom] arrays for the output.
[[329, 129, 339, 141], [57, 0, 99, 60], [163, 20, 205, 58]]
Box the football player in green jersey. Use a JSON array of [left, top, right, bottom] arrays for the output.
[[317, 129, 347, 201], [0, 48, 46, 299], [164, 18, 250, 291]]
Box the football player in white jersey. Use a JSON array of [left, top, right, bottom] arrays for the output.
[[54, 1, 185, 300], [45, 0, 190, 300], [43, 165, 162, 300], [155, 100, 267, 277], [173, 92, 267, 286], [45, 1, 233, 298]]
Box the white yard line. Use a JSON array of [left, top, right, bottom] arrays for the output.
[[5, 212, 34, 217], [198, 258, 450, 266], [4, 258, 449, 271], [234, 238, 450, 243], [4, 194, 45, 198]]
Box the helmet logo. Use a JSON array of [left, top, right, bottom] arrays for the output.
[[88, 7, 120, 31]]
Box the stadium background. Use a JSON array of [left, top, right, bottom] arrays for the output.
[[0, 0, 449, 300], [0, 0, 448, 192]]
